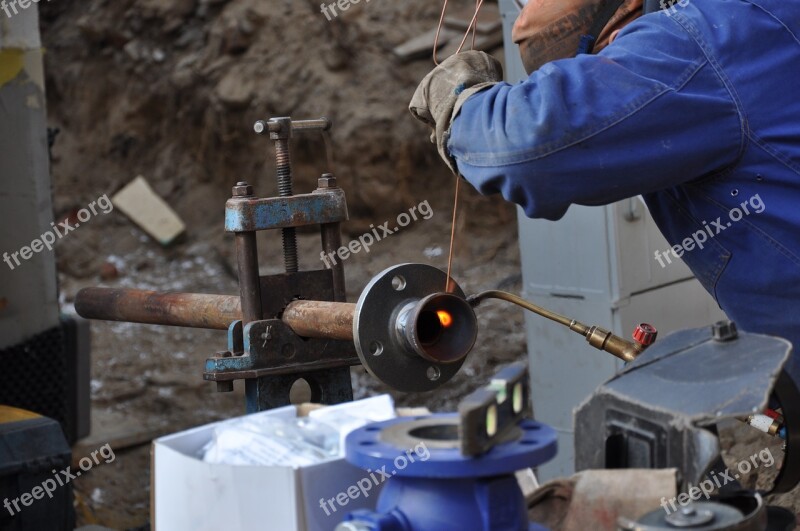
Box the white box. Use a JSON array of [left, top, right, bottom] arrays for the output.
[[152, 405, 383, 531]]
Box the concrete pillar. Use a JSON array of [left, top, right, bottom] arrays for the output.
[[0, 7, 60, 348]]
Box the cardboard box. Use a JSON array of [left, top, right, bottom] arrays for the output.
[[152, 405, 383, 531]]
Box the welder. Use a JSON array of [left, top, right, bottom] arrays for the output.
[[410, 0, 800, 382]]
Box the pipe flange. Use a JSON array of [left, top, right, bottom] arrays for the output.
[[353, 263, 476, 392], [345, 414, 557, 478]]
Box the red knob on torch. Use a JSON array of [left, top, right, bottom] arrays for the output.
[[632, 323, 658, 347]]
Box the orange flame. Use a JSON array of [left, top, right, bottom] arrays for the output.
[[437, 310, 453, 328]]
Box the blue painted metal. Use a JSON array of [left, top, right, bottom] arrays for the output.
[[224, 189, 348, 232], [213, 314, 357, 411], [342, 414, 557, 530], [227, 320, 242, 352], [204, 318, 359, 380]]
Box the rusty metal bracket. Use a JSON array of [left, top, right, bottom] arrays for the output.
[[202, 269, 359, 380], [203, 265, 358, 408], [224, 188, 348, 232], [203, 319, 358, 381]]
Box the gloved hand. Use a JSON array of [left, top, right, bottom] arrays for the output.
[[409, 51, 503, 174]]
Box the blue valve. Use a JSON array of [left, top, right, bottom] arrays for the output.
[[338, 414, 557, 531]]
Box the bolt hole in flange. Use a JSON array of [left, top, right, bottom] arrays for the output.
[[392, 275, 406, 291], [370, 341, 384, 356], [427, 366, 441, 381]]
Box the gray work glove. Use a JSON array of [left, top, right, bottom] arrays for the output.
[[409, 51, 503, 174]]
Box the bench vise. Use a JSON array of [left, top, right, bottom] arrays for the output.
[[74, 117, 478, 412]]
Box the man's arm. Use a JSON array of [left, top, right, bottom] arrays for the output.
[[447, 15, 745, 220]]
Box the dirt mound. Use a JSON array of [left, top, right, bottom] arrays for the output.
[[40, 0, 459, 222]]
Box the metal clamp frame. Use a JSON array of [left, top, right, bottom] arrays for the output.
[[210, 117, 355, 412]]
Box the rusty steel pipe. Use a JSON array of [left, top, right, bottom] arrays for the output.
[[282, 300, 355, 341], [74, 288, 356, 340], [75, 288, 243, 330]]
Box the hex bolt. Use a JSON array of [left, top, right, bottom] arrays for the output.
[[232, 181, 253, 197], [712, 320, 738, 341], [318, 173, 338, 189]]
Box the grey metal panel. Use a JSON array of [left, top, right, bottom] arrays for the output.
[[525, 295, 619, 479], [538, 430, 575, 480], [518, 206, 616, 299], [614, 278, 726, 338], [574, 328, 794, 492], [610, 199, 695, 298], [525, 297, 620, 422]]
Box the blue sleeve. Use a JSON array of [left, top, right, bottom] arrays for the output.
[[447, 14, 745, 220]]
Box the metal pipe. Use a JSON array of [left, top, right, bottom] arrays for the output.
[[74, 287, 358, 340], [254, 117, 332, 135], [74, 288, 242, 330], [468, 290, 574, 328], [394, 293, 477, 365], [282, 300, 355, 341], [468, 290, 656, 363]]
